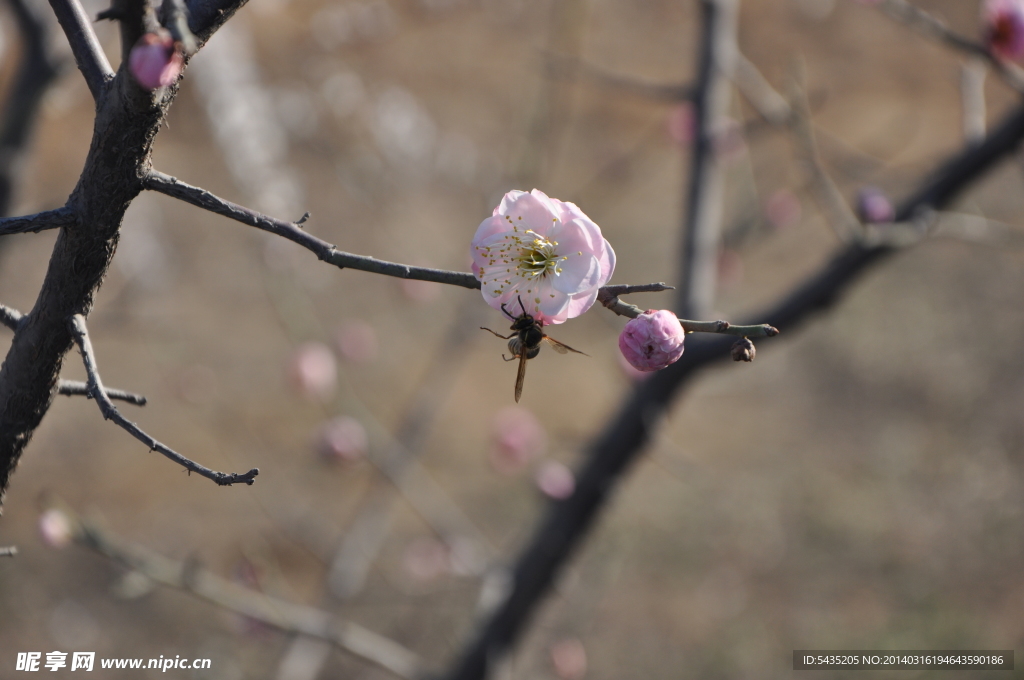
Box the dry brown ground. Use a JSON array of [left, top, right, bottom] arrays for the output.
[[2, 0, 1024, 678]]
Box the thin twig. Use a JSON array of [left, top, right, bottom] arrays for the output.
[[57, 380, 148, 406], [67, 314, 258, 486], [63, 511, 423, 679], [788, 63, 864, 243], [47, 0, 114, 101], [0, 305, 23, 332], [596, 289, 778, 337], [0, 546, 16, 557], [872, 0, 1024, 93], [676, 0, 738, 319], [0, 207, 76, 236], [145, 171, 480, 289], [544, 53, 693, 101]]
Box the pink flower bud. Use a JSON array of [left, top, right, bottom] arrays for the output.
[[315, 416, 369, 462], [128, 31, 183, 90], [618, 309, 686, 372], [550, 638, 587, 679], [38, 509, 73, 548], [489, 406, 547, 475], [535, 460, 575, 499], [856, 186, 894, 223], [287, 342, 337, 399], [985, 0, 1024, 61]]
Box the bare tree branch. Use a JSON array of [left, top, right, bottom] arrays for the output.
[[0, 207, 76, 236], [732, 51, 791, 125], [0, 546, 16, 557], [57, 380, 147, 406], [47, 0, 114, 101], [676, 0, 738, 319], [67, 314, 258, 486], [441, 100, 1024, 680], [61, 509, 423, 679], [161, 0, 198, 54], [0, 306, 23, 332]]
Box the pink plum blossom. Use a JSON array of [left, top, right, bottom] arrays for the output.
[[764, 189, 802, 230], [550, 638, 587, 679], [128, 31, 183, 90], [535, 460, 576, 499], [984, 0, 1024, 61], [403, 537, 450, 582], [287, 342, 337, 399], [38, 509, 73, 548], [471, 190, 615, 325], [618, 309, 686, 372], [315, 416, 369, 462], [856, 186, 895, 223], [489, 406, 547, 475], [334, 319, 378, 363]]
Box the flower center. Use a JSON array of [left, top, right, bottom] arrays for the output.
[[516, 231, 565, 278]]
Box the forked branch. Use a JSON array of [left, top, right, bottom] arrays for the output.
[[0, 306, 23, 332], [57, 380, 148, 406], [67, 314, 258, 486]]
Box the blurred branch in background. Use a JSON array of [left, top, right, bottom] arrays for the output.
[[276, 303, 493, 680], [961, 58, 988, 145], [676, 0, 737, 319], [52, 504, 424, 679], [0, 0, 60, 219], [869, 0, 1024, 93], [441, 98, 1024, 680]]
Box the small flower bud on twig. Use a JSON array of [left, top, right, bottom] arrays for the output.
[[731, 338, 756, 362]]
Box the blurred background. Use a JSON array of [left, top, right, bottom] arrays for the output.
[[2, 0, 1024, 677]]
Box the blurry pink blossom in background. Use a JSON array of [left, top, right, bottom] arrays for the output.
[[471, 190, 615, 325], [667, 103, 696, 145], [38, 509, 73, 549], [128, 31, 183, 90], [856, 186, 895, 223], [983, 0, 1024, 61], [550, 638, 588, 679], [618, 309, 686, 372], [403, 537, 450, 582], [764, 189, 802, 230], [400, 278, 442, 303], [315, 416, 369, 462], [287, 342, 337, 399], [489, 406, 547, 475], [334, 319, 378, 363], [536, 460, 576, 499]]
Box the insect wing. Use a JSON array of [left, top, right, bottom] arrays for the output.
[[514, 350, 529, 402], [543, 335, 588, 356]]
